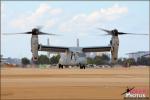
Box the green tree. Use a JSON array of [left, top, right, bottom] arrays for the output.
[[117, 57, 150, 66], [137, 57, 150, 66], [87, 54, 110, 65], [50, 54, 60, 64], [101, 54, 110, 61], [37, 55, 50, 64], [127, 58, 136, 65], [117, 58, 124, 65], [87, 57, 95, 64], [21, 57, 30, 65]]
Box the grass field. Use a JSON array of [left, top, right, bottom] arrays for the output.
[[1, 66, 149, 100]]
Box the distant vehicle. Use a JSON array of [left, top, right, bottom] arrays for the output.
[[99, 65, 111, 68]]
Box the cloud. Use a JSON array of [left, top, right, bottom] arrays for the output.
[[27, 4, 50, 22], [45, 19, 56, 28], [1, 4, 4, 12], [10, 3, 127, 35], [10, 3, 63, 29], [1, 4, 5, 17], [59, 4, 128, 33], [49, 8, 62, 16]]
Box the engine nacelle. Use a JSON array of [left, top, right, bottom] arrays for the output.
[[31, 35, 38, 62], [111, 36, 119, 64]]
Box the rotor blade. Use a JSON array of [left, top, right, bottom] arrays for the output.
[[39, 32, 57, 35], [2, 32, 32, 35], [98, 28, 112, 34], [118, 32, 148, 35], [97, 34, 110, 36]]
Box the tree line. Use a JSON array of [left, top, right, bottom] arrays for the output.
[[88, 55, 149, 66], [21, 54, 60, 65], [117, 57, 150, 66], [21, 54, 150, 66]]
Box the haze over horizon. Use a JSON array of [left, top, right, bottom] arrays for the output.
[[1, 1, 149, 59]]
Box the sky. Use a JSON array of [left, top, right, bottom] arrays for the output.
[[1, 1, 149, 59]]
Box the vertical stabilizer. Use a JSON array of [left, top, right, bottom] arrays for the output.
[[47, 38, 50, 58], [77, 38, 79, 47]]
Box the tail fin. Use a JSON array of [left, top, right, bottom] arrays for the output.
[[77, 38, 79, 47]]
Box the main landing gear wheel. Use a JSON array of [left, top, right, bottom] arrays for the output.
[[59, 64, 63, 69], [79, 64, 85, 69]]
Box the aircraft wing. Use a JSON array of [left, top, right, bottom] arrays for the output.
[[82, 46, 111, 52], [38, 44, 69, 53]]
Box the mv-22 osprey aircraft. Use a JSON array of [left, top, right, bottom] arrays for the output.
[[5, 27, 147, 69]]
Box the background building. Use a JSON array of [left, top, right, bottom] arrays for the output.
[[0, 56, 21, 65], [127, 51, 150, 61]]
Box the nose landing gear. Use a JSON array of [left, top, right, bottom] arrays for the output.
[[79, 64, 85, 69]]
